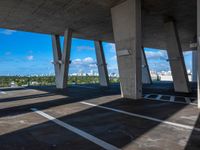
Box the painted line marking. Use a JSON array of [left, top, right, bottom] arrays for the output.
[[145, 97, 197, 106], [170, 96, 175, 102], [72, 85, 97, 89], [31, 108, 120, 150], [144, 94, 150, 99], [185, 97, 191, 104], [0, 90, 6, 94], [143, 94, 197, 106], [80, 102, 200, 132], [156, 95, 162, 100]]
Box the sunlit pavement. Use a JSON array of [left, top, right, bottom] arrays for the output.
[[0, 83, 199, 150]]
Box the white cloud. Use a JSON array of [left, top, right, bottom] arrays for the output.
[[183, 51, 192, 57], [145, 50, 168, 60], [89, 64, 96, 68], [0, 29, 16, 35], [76, 46, 94, 51], [110, 55, 117, 61], [83, 57, 94, 63], [26, 55, 34, 61], [73, 58, 82, 65], [72, 57, 96, 66], [70, 57, 97, 73]]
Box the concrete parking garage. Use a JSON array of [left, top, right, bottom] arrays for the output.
[[0, 0, 200, 149], [0, 84, 199, 150]]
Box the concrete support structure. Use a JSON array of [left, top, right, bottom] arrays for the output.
[[94, 41, 109, 87], [164, 21, 190, 93], [197, 0, 200, 108], [52, 29, 72, 89], [192, 51, 197, 82], [142, 47, 152, 84], [111, 0, 142, 99]]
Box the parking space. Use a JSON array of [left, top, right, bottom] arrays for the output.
[[0, 85, 199, 150]]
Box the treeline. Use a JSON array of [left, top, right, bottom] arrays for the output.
[[0, 76, 119, 87]]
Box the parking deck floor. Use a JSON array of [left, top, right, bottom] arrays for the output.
[[0, 83, 199, 150]]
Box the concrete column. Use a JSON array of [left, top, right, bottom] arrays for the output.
[[94, 41, 109, 86], [142, 47, 152, 84], [52, 29, 72, 89], [52, 35, 62, 88], [111, 0, 142, 99], [197, 0, 200, 108], [164, 21, 190, 93], [192, 51, 197, 82]]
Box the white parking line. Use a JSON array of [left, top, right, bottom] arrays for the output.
[[144, 94, 150, 99], [185, 97, 191, 103], [170, 96, 175, 102], [143, 94, 197, 106], [0, 90, 6, 94], [72, 85, 97, 89], [80, 102, 200, 132], [31, 108, 120, 150], [156, 95, 162, 100]]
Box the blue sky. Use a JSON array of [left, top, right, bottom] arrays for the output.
[[0, 28, 192, 76]]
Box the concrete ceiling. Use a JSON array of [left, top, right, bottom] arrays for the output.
[[0, 0, 197, 50]]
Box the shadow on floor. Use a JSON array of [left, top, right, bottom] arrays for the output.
[[0, 85, 199, 149]]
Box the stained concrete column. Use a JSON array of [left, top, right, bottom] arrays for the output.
[[197, 0, 200, 108], [192, 51, 197, 82], [142, 47, 152, 84], [111, 0, 142, 99], [52, 29, 72, 89], [94, 41, 109, 86], [164, 21, 190, 93]]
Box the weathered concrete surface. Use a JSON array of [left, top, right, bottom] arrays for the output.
[[164, 21, 190, 93], [94, 41, 109, 87], [0, 85, 199, 150], [111, 0, 142, 99], [52, 29, 72, 89], [0, 0, 196, 50]]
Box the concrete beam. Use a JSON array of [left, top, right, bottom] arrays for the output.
[[142, 47, 152, 84], [197, 0, 200, 108], [164, 21, 190, 93], [52, 29, 72, 89], [111, 0, 142, 99], [94, 41, 109, 87], [192, 51, 197, 82]]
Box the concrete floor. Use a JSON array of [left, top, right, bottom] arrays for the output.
[[0, 83, 199, 150]]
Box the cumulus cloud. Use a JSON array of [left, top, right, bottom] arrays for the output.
[[70, 57, 97, 74], [183, 51, 192, 57], [0, 29, 16, 35], [110, 55, 117, 61], [145, 50, 168, 60], [83, 57, 94, 63], [76, 46, 94, 51], [72, 57, 96, 65], [26, 55, 34, 61]]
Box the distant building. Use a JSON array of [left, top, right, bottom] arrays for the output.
[[10, 81, 17, 87]]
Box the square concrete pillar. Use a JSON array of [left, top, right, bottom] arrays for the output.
[[94, 41, 109, 87], [111, 0, 142, 99], [197, 0, 200, 108], [52, 29, 72, 89], [164, 21, 190, 93]]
